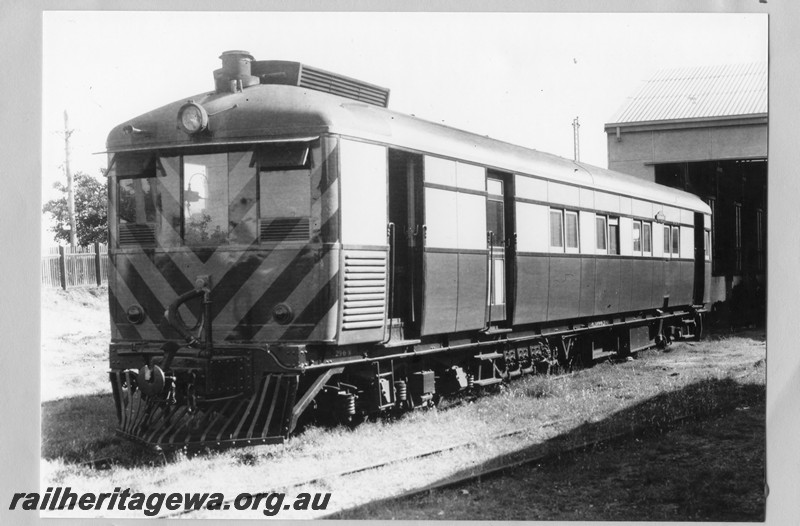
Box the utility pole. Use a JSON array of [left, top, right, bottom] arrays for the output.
[[572, 116, 580, 162], [64, 110, 77, 248]]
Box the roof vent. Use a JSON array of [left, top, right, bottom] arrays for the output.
[[211, 52, 391, 107], [252, 60, 391, 107], [214, 50, 260, 93]]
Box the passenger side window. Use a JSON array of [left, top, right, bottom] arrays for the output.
[[633, 221, 642, 254], [671, 225, 680, 256], [633, 220, 652, 256], [550, 208, 579, 254], [550, 209, 564, 250], [608, 217, 620, 255], [663, 225, 671, 256], [487, 179, 505, 246], [565, 211, 579, 253], [596, 216, 607, 253]]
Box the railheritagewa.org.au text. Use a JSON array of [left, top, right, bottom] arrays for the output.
[[9, 487, 331, 516]]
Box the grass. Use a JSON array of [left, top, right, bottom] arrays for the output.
[[335, 381, 766, 521], [41, 286, 110, 402], [41, 287, 766, 519]]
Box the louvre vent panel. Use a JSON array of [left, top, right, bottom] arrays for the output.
[[252, 60, 391, 107], [299, 67, 390, 107], [260, 217, 310, 243], [342, 251, 387, 330], [119, 223, 155, 246]]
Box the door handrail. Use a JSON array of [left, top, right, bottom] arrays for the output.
[[484, 231, 494, 331]]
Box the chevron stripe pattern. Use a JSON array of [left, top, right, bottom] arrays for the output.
[[109, 141, 342, 345]]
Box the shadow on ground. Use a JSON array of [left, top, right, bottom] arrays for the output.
[[332, 376, 766, 522], [42, 394, 163, 467]]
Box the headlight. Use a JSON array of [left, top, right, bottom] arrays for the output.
[[126, 304, 145, 324], [177, 102, 208, 135], [272, 303, 294, 325]]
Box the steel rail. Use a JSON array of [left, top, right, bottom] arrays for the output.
[[87, 365, 757, 519], [323, 389, 764, 521], [323, 411, 706, 519], [162, 417, 568, 518]]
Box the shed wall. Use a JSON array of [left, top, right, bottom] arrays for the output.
[[607, 122, 767, 178]]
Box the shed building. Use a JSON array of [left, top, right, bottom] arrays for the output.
[[605, 63, 767, 323]]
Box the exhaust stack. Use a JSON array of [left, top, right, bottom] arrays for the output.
[[214, 50, 259, 93]]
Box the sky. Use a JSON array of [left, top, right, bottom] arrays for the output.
[[41, 11, 767, 239]]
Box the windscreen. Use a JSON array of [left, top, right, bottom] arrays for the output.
[[112, 142, 315, 247]]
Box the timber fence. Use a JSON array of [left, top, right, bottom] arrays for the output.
[[41, 242, 108, 289]]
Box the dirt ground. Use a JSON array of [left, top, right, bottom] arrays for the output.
[[40, 286, 766, 520]]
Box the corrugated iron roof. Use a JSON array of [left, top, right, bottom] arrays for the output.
[[608, 62, 767, 125]]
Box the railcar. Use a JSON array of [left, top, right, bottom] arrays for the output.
[[106, 51, 711, 449]]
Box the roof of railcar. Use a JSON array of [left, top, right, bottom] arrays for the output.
[[107, 83, 710, 214]]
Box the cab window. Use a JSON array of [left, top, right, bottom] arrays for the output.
[[112, 141, 314, 247]]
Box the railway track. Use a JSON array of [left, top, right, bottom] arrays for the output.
[[324, 411, 705, 519], [161, 416, 568, 518], [77, 365, 601, 473], [160, 400, 709, 519], [79, 354, 761, 519]]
